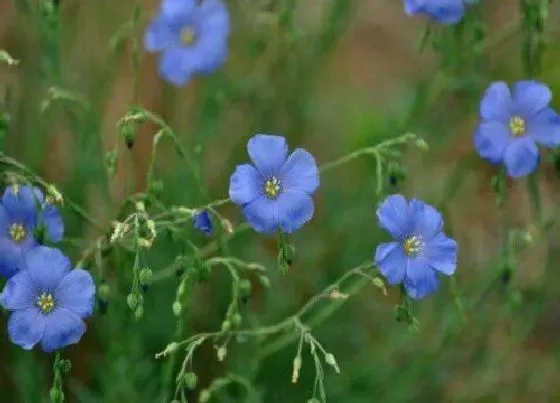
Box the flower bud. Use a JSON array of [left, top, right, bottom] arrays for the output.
[[199, 389, 211, 403], [139, 268, 153, 286], [183, 372, 198, 390], [172, 301, 182, 316]]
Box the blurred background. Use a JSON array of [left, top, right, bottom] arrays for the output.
[[1, 0, 560, 402]]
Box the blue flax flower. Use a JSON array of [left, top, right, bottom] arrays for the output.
[[144, 0, 230, 87], [404, 0, 471, 24], [474, 81, 560, 178], [374, 194, 457, 299], [193, 209, 213, 236], [229, 134, 320, 234], [0, 185, 64, 278], [0, 246, 95, 352]]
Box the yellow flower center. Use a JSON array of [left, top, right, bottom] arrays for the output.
[[403, 236, 423, 257], [264, 177, 281, 199], [9, 223, 26, 243], [37, 293, 55, 314], [509, 116, 525, 136], [180, 27, 196, 45]]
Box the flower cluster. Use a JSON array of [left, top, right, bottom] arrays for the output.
[[0, 185, 95, 352]]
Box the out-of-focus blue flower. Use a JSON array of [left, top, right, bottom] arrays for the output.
[[474, 81, 560, 178], [404, 0, 470, 24], [0, 185, 64, 278], [374, 194, 457, 299], [0, 246, 95, 352], [229, 134, 320, 234], [144, 0, 230, 87], [193, 209, 213, 236]]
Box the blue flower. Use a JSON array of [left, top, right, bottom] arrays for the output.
[[144, 0, 230, 87], [229, 134, 320, 234], [404, 0, 469, 24], [0, 185, 64, 278], [374, 194, 457, 299], [474, 81, 560, 178], [0, 246, 95, 352], [193, 209, 213, 236]]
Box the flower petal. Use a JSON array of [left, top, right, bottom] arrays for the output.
[[425, 233, 457, 275], [276, 190, 314, 234], [409, 199, 443, 240], [404, 0, 423, 15], [376, 194, 411, 240], [479, 82, 512, 122], [374, 241, 407, 285], [426, 0, 465, 24], [55, 269, 96, 318], [158, 48, 197, 87], [144, 16, 180, 53], [161, 0, 196, 18], [247, 135, 288, 177], [0, 238, 34, 278], [199, 0, 230, 38], [242, 196, 278, 234], [404, 260, 439, 299], [503, 138, 539, 178], [25, 247, 71, 291], [7, 309, 45, 350], [1, 271, 35, 310], [2, 185, 42, 227], [40, 309, 86, 352], [529, 108, 560, 148], [229, 164, 263, 205], [42, 204, 64, 242], [280, 149, 320, 194], [512, 80, 552, 117], [474, 121, 510, 164]]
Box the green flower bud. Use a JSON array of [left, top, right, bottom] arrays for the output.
[[139, 268, 153, 286], [221, 320, 231, 332], [134, 305, 144, 320], [183, 372, 198, 390], [49, 388, 64, 403], [259, 275, 271, 288], [229, 313, 242, 328], [126, 293, 138, 310], [199, 389, 211, 403], [172, 301, 182, 316], [238, 279, 252, 297], [98, 284, 110, 300]]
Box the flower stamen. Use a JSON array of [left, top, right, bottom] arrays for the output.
[[509, 116, 526, 136], [264, 177, 281, 199], [403, 235, 424, 257], [9, 223, 26, 243], [37, 293, 55, 314], [180, 27, 196, 45]]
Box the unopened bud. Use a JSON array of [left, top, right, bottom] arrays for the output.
[[221, 218, 234, 233], [324, 353, 340, 374], [139, 268, 153, 286], [229, 313, 242, 328], [134, 305, 144, 320], [217, 346, 227, 361], [183, 372, 198, 390], [414, 137, 429, 151], [172, 301, 182, 316], [199, 389, 211, 403], [98, 284, 110, 300], [126, 293, 138, 310], [291, 356, 302, 383], [135, 201, 145, 212]]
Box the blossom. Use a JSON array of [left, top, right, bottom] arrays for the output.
[[0, 246, 95, 352], [404, 0, 470, 24], [374, 194, 457, 299], [0, 185, 64, 278], [229, 134, 320, 234], [193, 209, 213, 236], [474, 81, 560, 178], [144, 0, 230, 87]]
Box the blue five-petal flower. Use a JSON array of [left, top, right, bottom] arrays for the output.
[[144, 0, 230, 87], [474, 80, 560, 178], [404, 0, 471, 24], [374, 194, 458, 300], [0, 246, 95, 352], [229, 134, 320, 234], [0, 185, 64, 278]]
